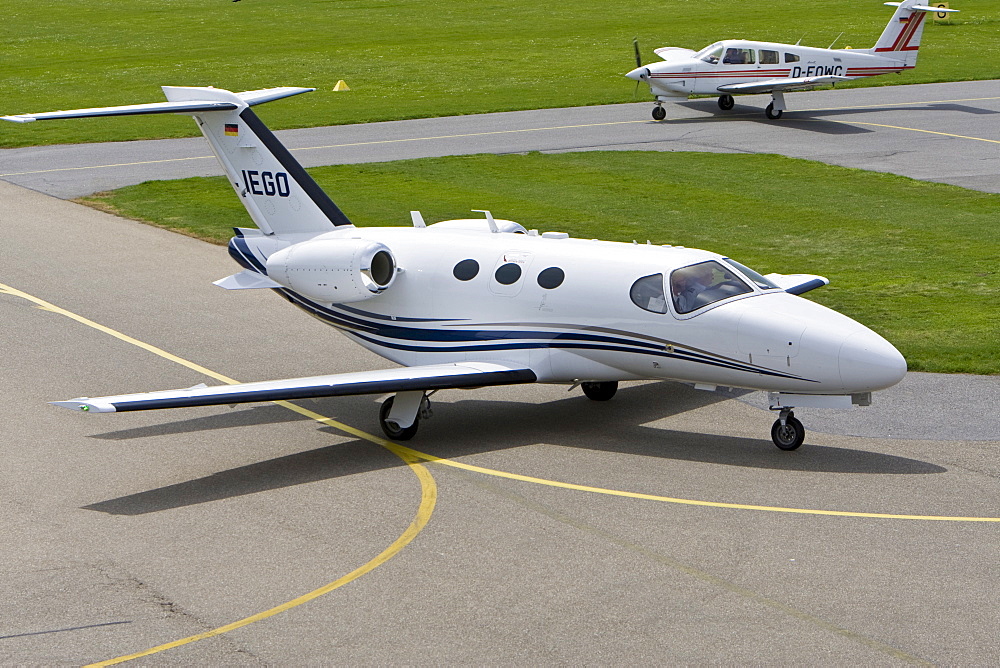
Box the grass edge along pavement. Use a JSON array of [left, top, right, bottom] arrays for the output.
[[79, 150, 1000, 376], [1, 0, 994, 147]]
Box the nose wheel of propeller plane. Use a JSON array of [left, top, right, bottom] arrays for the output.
[[771, 411, 805, 450], [765, 103, 783, 120], [718, 94, 734, 110], [652, 105, 666, 121]]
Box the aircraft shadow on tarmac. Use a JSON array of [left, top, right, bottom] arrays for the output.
[[83, 382, 944, 516]]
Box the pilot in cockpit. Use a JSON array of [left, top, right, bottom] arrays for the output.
[[671, 264, 714, 313]]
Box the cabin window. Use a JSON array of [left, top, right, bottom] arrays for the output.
[[700, 46, 723, 64], [785, 52, 800, 63], [760, 50, 779, 65], [494, 263, 522, 285], [723, 48, 755, 65], [670, 261, 753, 314], [630, 274, 668, 314], [537, 267, 565, 289], [453, 259, 479, 281]]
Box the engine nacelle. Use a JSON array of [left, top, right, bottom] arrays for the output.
[[265, 238, 397, 303]]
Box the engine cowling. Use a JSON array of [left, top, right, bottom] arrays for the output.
[[265, 238, 396, 303]]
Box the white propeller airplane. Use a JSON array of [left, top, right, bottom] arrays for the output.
[[3, 86, 907, 450], [626, 0, 958, 120]]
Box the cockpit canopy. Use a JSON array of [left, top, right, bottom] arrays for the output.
[[630, 259, 778, 316]]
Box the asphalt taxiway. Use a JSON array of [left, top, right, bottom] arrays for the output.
[[1, 81, 998, 664], [2, 80, 999, 198]]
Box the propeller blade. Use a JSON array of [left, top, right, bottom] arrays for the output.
[[633, 37, 642, 69], [633, 80, 641, 99]]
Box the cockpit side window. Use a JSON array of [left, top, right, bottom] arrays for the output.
[[630, 274, 668, 314], [723, 48, 755, 65], [700, 46, 723, 64], [670, 261, 753, 314]]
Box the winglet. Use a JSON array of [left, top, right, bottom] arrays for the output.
[[50, 399, 116, 413]]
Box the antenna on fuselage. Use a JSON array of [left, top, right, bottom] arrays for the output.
[[827, 31, 844, 49], [471, 209, 500, 233]]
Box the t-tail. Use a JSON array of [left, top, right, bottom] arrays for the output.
[[864, 0, 958, 65], [1, 86, 351, 237]]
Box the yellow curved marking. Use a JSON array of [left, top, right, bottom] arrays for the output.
[[4, 279, 1000, 523], [4, 94, 999, 178], [0, 284, 436, 665], [391, 444, 1000, 522]]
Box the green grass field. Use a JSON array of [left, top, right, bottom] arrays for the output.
[[81, 151, 1000, 375], [3, 0, 997, 147]]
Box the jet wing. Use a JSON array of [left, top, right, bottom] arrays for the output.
[[765, 273, 830, 295], [717, 75, 850, 95], [51, 362, 536, 413]]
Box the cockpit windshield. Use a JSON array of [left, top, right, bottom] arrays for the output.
[[724, 258, 780, 290], [669, 260, 753, 314], [697, 43, 724, 64]]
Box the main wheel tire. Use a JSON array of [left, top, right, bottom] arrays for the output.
[[582, 381, 618, 402], [718, 94, 735, 110], [652, 106, 666, 121], [379, 396, 419, 441], [765, 103, 783, 120], [771, 415, 805, 450]]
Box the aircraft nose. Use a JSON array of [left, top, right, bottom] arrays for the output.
[[838, 330, 907, 393], [625, 67, 649, 81]]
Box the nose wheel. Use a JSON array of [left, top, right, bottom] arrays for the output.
[[652, 104, 666, 121], [771, 409, 804, 450]]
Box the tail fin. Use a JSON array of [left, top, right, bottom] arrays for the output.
[[870, 1, 957, 64], [2, 86, 351, 236]]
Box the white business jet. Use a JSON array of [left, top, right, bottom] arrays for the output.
[[3, 87, 906, 450], [626, 0, 958, 120]]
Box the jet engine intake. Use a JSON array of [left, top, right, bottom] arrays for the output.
[[265, 238, 396, 303]]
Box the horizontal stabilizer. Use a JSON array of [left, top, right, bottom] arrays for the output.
[[765, 273, 829, 295], [884, 2, 957, 11], [717, 76, 850, 95], [1, 87, 314, 124], [213, 270, 284, 290], [1, 100, 239, 123], [51, 362, 537, 413]]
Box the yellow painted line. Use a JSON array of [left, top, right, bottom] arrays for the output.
[[4, 94, 999, 178], [4, 280, 998, 524], [394, 445, 1000, 521], [0, 283, 437, 665], [834, 121, 1000, 144]]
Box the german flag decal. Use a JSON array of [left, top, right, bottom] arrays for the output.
[[224, 123, 239, 136]]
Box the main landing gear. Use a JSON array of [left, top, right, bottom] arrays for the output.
[[717, 94, 734, 111], [582, 381, 618, 401], [765, 103, 783, 120], [770, 407, 805, 450], [379, 391, 433, 441]]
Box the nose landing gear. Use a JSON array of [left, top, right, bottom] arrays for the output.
[[770, 408, 805, 450], [652, 103, 666, 121]]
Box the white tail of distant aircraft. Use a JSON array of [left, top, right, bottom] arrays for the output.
[[3, 87, 907, 450], [626, 0, 958, 120]]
